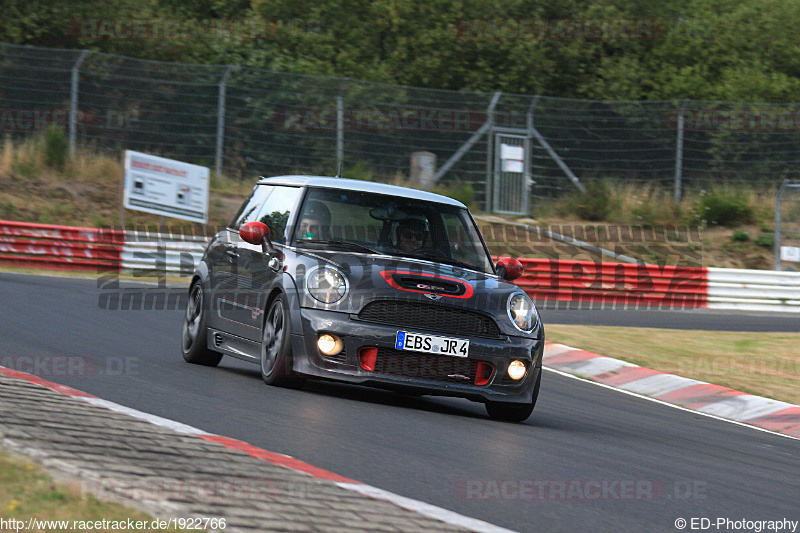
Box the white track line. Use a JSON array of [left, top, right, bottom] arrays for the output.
[[542, 367, 800, 441], [81, 397, 211, 435], [337, 483, 517, 533]]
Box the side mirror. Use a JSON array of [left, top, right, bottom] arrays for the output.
[[496, 257, 524, 281], [240, 221, 274, 253]]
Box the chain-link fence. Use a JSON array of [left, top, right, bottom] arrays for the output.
[[775, 180, 800, 271], [3, 42, 800, 213]]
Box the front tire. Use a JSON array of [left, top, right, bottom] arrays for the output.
[[181, 281, 223, 366], [485, 370, 541, 422], [260, 293, 304, 388]]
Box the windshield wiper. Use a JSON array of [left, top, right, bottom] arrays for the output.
[[298, 239, 384, 255]]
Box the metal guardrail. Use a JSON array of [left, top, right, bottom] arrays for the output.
[[2, 220, 798, 313], [0, 220, 124, 270], [706, 267, 800, 312]]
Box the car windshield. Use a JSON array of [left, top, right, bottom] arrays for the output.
[[293, 187, 494, 274]]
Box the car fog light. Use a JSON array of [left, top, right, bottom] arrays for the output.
[[507, 360, 526, 380], [317, 334, 344, 356]]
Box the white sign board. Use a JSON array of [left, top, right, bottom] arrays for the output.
[[500, 143, 524, 173], [780, 246, 800, 262], [124, 150, 209, 224]]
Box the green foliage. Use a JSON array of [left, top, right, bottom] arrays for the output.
[[0, 202, 17, 218], [754, 233, 774, 248], [43, 126, 68, 171], [731, 229, 749, 242], [342, 162, 376, 182], [11, 161, 35, 178], [4, 0, 800, 102], [433, 180, 475, 209], [630, 203, 658, 228], [695, 188, 754, 227], [565, 180, 617, 222], [37, 210, 55, 224], [90, 213, 109, 228]]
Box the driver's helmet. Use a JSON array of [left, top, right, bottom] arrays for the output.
[[395, 217, 429, 246]]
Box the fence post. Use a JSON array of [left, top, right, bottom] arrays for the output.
[[526, 95, 540, 133], [337, 80, 347, 172], [215, 65, 233, 179], [525, 95, 540, 202], [774, 180, 786, 271], [674, 98, 688, 206], [68, 50, 88, 156], [484, 92, 502, 211]]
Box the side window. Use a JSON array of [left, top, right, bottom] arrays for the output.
[[230, 185, 274, 229], [254, 186, 303, 244], [442, 212, 482, 265]]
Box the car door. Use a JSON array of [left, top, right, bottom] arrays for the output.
[[209, 184, 274, 337], [230, 185, 303, 342]]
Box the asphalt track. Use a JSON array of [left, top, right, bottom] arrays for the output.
[[0, 272, 798, 532]]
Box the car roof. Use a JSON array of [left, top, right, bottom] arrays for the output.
[[256, 175, 466, 208]]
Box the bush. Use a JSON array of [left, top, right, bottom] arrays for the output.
[[695, 187, 753, 227], [730, 229, 749, 242], [754, 233, 774, 248], [433, 180, 475, 209], [343, 162, 375, 181], [630, 202, 658, 227], [569, 180, 616, 221], [44, 126, 68, 170]]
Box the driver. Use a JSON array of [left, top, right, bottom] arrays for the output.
[[297, 200, 331, 240], [396, 218, 428, 252]]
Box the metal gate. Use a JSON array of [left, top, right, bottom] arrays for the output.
[[492, 131, 530, 214]]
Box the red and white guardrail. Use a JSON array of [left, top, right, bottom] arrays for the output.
[[1, 220, 798, 313], [0, 220, 205, 273], [513, 258, 799, 312], [0, 220, 125, 270]]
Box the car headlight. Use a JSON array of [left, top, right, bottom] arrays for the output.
[[306, 266, 349, 304], [508, 293, 537, 333]]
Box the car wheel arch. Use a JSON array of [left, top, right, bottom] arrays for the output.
[[262, 288, 285, 329]]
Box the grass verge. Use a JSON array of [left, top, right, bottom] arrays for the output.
[[0, 449, 183, 532], [546, 324, 800, 405]]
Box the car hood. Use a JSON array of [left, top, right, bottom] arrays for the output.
[[289, 248, 534, 337]]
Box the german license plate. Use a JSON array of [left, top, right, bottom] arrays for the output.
[[395, 331, 469, 357]]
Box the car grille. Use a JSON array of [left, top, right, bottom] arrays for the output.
[[357, 300, 501, 338], [372, 348, 482, 384]]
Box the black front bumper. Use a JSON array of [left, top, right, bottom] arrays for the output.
[[290, 307, 542, 404]]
